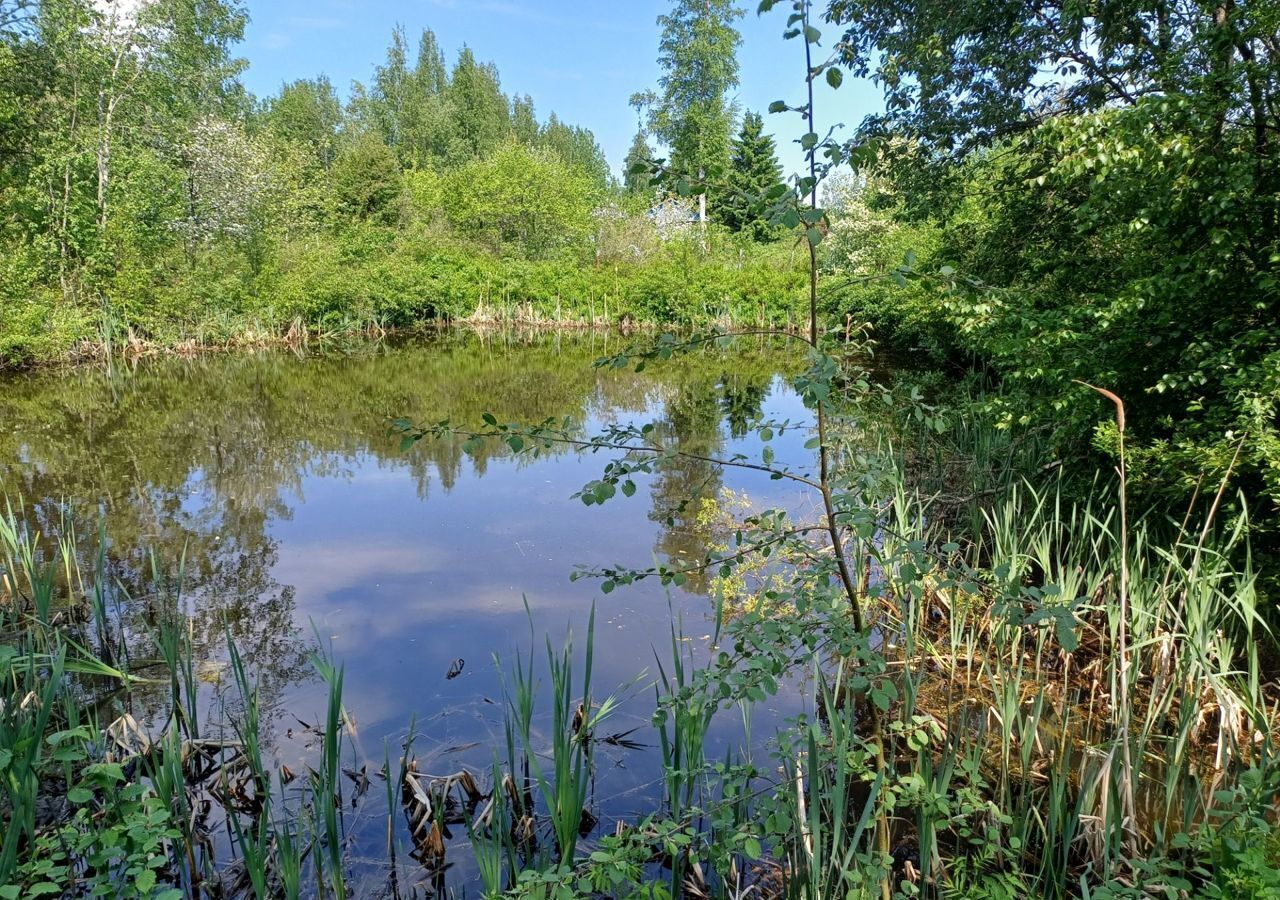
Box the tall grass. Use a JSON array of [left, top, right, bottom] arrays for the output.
[[498, 603, 630, 869], [0, 503, 347, 898], [310, 638, 349, 899], [862, 462, 1274, 894]]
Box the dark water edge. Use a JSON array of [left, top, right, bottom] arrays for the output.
[[0, 327, 826, 894]]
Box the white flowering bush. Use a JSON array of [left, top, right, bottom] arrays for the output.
[[175, 117, 279, 247]]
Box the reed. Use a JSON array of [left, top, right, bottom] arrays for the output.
[[310, 638, 349, 899], [0, 644, 67, 883], [654, 609, 717, 824], [865, 457, 1274, 895], [467, 762, 511, 897], [147, 550, 200, 740], [226, 626, 274, 898], [273, 768, 307, 900]]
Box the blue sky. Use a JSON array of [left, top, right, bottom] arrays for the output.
[[238, 0, 883, 179]]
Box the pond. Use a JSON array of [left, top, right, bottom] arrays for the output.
[[0, 327, 824, 895]]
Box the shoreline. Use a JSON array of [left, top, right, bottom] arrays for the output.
[[0, 313, 806, 376]]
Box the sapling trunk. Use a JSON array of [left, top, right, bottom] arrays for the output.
[[799, 2, 894, 891]]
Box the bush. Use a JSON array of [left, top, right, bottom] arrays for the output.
[[441, 141, 600, 259]]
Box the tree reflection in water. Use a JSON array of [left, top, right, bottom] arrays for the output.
[[0, 328, 797, 751]]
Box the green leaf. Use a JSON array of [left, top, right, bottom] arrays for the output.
[[804, 25, 821, 43], [744, 837, 762, 859], [67, 787, 93, 804], [1055, 617, 1081, 653], [826, 67, 843, 88]]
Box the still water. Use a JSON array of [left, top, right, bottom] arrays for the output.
[[1, 328, 816, 893]]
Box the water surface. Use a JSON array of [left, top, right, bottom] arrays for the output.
[[1, 329, 823, 892]]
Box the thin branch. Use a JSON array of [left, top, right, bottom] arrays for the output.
[[426, 427, 824, 490]]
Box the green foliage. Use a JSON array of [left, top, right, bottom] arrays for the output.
[[819, 0, 1280, 573], [537, 112, 612, 191], [5, 770, 182, 900], [443, 141, 598, 258], [623, 130, 656, 196], [821, 168, 944, 351], [0, 0, 808, 366], [720, 111, 784, 239], [0, 7, 639, 365], [449, 46, 510, 162], [641, 0, 744, 206], [332, 135, 402, 224], [263, 76, 343, 171]]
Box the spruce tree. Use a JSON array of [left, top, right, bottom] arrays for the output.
[[722, 111, 783, 240]]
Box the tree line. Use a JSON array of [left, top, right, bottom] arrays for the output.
[[0, 0, 793, 366]]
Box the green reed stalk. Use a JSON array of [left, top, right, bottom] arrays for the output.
[[468, 763, 509, 898], [310, 641, 348, 899], [148, 550, 199, 739], [149, 720, 200, 892], [383, 721, 414, 888], [274, 769, 305, 900], [227, 627, 275, 898], [538, 604, 594, 865], [0, 644, 66, 884], [654, 611, 716, 821]]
